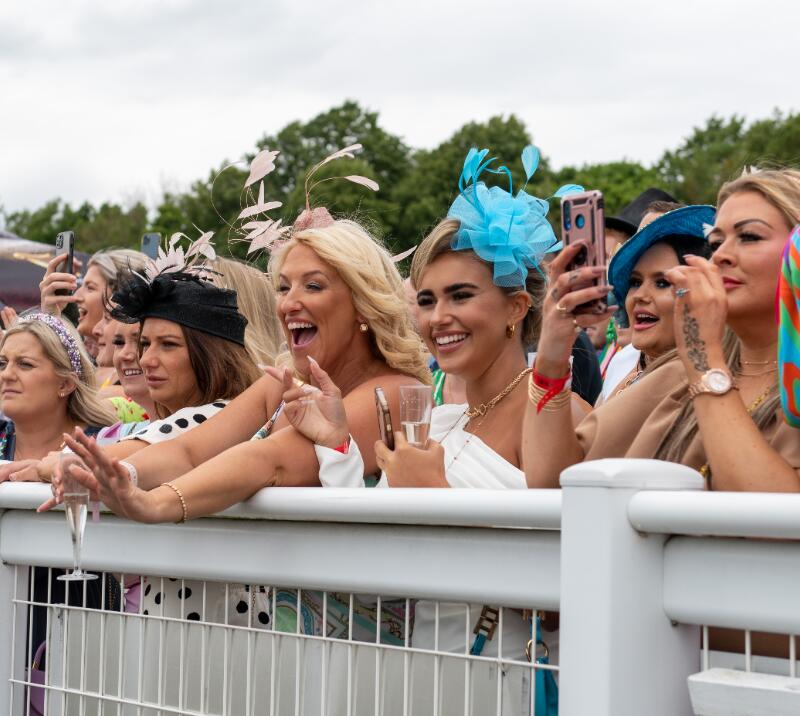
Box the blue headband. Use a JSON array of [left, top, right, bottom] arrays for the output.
[[446, 145, 582, 287]]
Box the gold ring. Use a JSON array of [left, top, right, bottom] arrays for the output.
[[556, 302, 569, 314]]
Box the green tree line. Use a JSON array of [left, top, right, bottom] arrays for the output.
[[3, 102, 799, 258]]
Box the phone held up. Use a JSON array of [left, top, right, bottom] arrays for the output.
[[561, 190, 606, 315], [140, 232, 161, 260], [55, 231, 75, 278], [374, 386, 394, 451], [54, 231, 81, 326]]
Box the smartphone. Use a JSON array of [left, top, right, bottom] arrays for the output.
[[141, 232, 161, 260], [561, 191, 606, 315], [374, 386, 394, 451], [55, 231, 75, 276]]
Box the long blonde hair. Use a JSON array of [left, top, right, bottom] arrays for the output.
[[268, 220, 430, 384], [655, 169, 800, 469], [210, 257, 283, 367], [1, 318, 117, 427]]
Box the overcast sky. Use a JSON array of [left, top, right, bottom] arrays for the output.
[[1, 0, 797, 216]]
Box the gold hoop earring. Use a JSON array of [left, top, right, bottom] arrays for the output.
[[506, 324, 516, 339], [359, 323, 369, 333]]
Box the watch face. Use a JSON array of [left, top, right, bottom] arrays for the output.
[[706, 369, 732, 393]]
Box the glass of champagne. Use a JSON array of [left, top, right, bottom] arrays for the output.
[[57, 453, 97, 582], [399, 385, 433, 448]]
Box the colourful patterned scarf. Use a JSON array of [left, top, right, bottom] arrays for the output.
[[778, 225, 800, 427]]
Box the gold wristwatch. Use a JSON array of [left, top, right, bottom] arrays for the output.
[[687, 368, 738, 399]]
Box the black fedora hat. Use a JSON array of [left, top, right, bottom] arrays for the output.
[[605, 188, 678, 237]]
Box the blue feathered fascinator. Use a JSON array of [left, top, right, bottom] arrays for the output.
[[447, 146, 582, 287]]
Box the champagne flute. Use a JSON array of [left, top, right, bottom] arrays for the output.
[[399, 385, 433, 447], [57, 453, 97, 582]]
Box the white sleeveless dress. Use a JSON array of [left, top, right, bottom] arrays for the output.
[[320, 404, 537, 715]]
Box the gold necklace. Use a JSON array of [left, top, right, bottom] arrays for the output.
[[737, 366, 779, 377], [465, 368, 532, 419], [740, 359, 777, 365]]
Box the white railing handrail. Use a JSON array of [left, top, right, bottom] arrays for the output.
[[628, 489, 800, 539], [0, 482, 562, 529], [0, 486, 562, 609]]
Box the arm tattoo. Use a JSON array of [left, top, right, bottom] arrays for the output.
[[682, 304, 710, 372]]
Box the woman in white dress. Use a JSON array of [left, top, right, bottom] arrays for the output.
[[269, 146, 591, 715]]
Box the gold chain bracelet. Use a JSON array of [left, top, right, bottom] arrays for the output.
[[163, 482, 188, 524]]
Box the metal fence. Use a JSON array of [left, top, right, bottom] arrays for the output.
[[2, 458, 800, 716]]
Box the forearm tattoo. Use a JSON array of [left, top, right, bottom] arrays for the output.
[[682, 304, 710, 372]]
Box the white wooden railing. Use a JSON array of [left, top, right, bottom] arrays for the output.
[[1, 458, 799, 715]]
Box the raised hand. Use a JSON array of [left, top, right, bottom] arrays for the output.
[[39, 254, 82, 316], [1, 305, 18, 333], [536, 242, 615, 377], [665, 255, 728, 381], [265, 358, 349, 448], [38, 428, 156, 522]]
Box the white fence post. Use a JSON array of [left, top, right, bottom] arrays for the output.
[[558, 458, 704, 716], [0, 511, 29, 715]]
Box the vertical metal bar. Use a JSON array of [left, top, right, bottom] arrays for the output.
[[136, 577, 145, 716], [157, 576, 165, 708], [201, 580, 208, 714], [375, 595, 381, 716], [79, 575, 88, 714], [116, 573, 125, 716], [403, 598, 410, 716], [25, 568, 35, 716], [223, 582, 231, 716], [246, 585, 254, 716], [178, 578, 186, 712], [295, 589, 302, 716], [433, 601, 440, 716], [463, 604, 470, 716], [347, 593, 354, 716], [98, 572, 108, 716], [321, 591, 328, 716], [44, 567, 53, 715], [495, 607, 503, 716], [269, 587, 277, 716], [791, 634, 797, 679], [530, 612, 537, 716]]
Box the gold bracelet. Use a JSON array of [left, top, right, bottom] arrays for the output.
[[527, 380, 571, 412], [163, 482, 188, 524]]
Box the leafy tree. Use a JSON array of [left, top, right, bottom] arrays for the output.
[[656, 115, 748, 203], [552, 161, 662, 215], [2, 199, 147, 253], [391, 115, 548, 252]]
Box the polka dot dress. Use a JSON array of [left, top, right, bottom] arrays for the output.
[[122, 402, 228, 445], [142, 578, 271, 629]]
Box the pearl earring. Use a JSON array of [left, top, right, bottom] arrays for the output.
[[359, 323, 369, 333]]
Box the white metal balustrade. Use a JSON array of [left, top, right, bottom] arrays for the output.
[[1, 459, 800, 716]]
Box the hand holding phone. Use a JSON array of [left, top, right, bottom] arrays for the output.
[[375, 387, 394, 450], [561, 191, 606, 315]]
